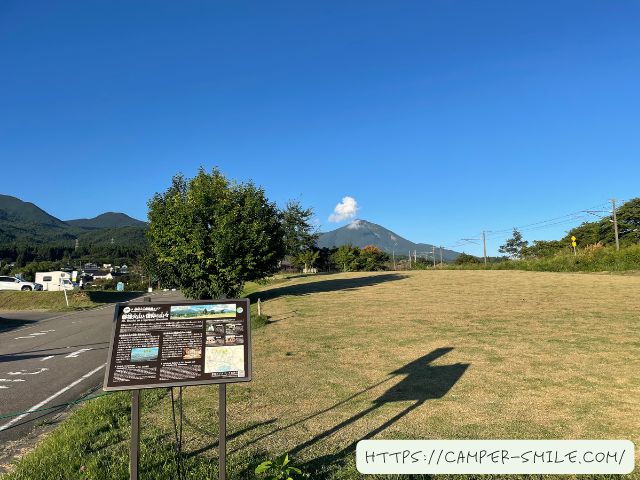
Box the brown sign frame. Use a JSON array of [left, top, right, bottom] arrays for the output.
[[103, 299, 251, 391]]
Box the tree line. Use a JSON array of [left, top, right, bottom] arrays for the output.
[[455, 198, 640, 262], [145, 168, 397, 299]]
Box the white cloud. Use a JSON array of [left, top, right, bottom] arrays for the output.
[[329, 196, 359, 223]]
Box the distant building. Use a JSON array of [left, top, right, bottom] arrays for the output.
[[83, 268, 113, 281]]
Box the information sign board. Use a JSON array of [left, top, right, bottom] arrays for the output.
[[104, 300, 251, 391]]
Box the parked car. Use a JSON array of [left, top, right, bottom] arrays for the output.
[[0, 276, 43, 291]]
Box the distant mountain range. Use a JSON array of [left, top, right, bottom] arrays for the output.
[[1, 195, 461, 261], [318, 219, 461, 261], [0, 194, 146, 246]]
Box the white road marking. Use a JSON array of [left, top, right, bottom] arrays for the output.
[[0, 386, 8, 389], [0, 379, 26, 382], [0, 364, 105, 432], [65, 348, 92, 358], [14, 329, 55, 340], [41, 355, 55, 362], [7, 368, 48, 375]]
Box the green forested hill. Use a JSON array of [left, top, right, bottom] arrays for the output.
[[317, 219, 461, 260], [66, 212, 146, 229], [0, 194, 147, 264], [0, 194, 74, 243]]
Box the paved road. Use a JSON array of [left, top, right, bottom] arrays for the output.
[[0, 291, 185, 458]]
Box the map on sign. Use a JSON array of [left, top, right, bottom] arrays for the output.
[[205, 345, 245, 376], [103, 299, 251, 391]]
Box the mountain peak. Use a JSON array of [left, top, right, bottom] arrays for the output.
[[66, 212, 146, 229], [318, 219, 460, 261], [346, 219, 366, 230]]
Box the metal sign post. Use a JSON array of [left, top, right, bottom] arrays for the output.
[[131, 390, 140, 480], [104, 299, 251, 480], [219, 383, 227, 480]]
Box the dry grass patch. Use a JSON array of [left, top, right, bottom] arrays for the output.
[[241, 270, 640, 476], [6, 270, 639, 479]]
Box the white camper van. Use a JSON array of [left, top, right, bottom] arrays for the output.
[[35, 271, 74, 291]]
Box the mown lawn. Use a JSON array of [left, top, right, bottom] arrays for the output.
[[4, 271, 639, 479]]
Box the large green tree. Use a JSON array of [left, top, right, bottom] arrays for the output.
[[564, 198, 640, 247], [616, 198, 640, 245], [147, 168, 285, 299]]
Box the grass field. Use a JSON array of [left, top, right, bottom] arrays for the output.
[[0, 290, 145, 311], [4, 271, 639, 479]]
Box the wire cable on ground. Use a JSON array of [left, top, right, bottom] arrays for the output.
[[0, 387, 113, 421]]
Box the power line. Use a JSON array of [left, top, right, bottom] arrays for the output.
[[441, 199, 617, 252]]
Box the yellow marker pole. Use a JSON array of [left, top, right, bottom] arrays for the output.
[[571, 236, 577, 257]]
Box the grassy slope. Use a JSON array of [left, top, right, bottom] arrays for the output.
[[3, 271, 639, 479], [0, 291, 145, 311]]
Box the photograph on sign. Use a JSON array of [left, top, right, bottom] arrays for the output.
[[103, 300, 251, 391]]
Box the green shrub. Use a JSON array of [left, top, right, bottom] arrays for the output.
[[454, 253, 481, 265], [446, 244, 640, 272]]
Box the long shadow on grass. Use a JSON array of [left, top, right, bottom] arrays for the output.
[[183, 419, 276, 459], [248, 273, 406, 303], [293, 347, 469, 477]]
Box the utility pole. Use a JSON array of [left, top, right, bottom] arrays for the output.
[[611, 199, 620, 251], [413, 250, 417, 263], [439, 246, 443, 265], [432, 245, 436, 267], [408, 251, 412, 268], [482, 231, 487, 265], [392, 250, 396, 270]]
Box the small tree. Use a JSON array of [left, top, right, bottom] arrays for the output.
[[358, 245, 389, 271], [296, 250, 320, 272], [147, 168, 285, 299], [282, 200, 319, 258], [498, 228, 529, 259], [331, 244, 359, 272], [316, 247, 336, 272]]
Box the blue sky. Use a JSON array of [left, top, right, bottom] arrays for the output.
[[1, 1, 639, 255]]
